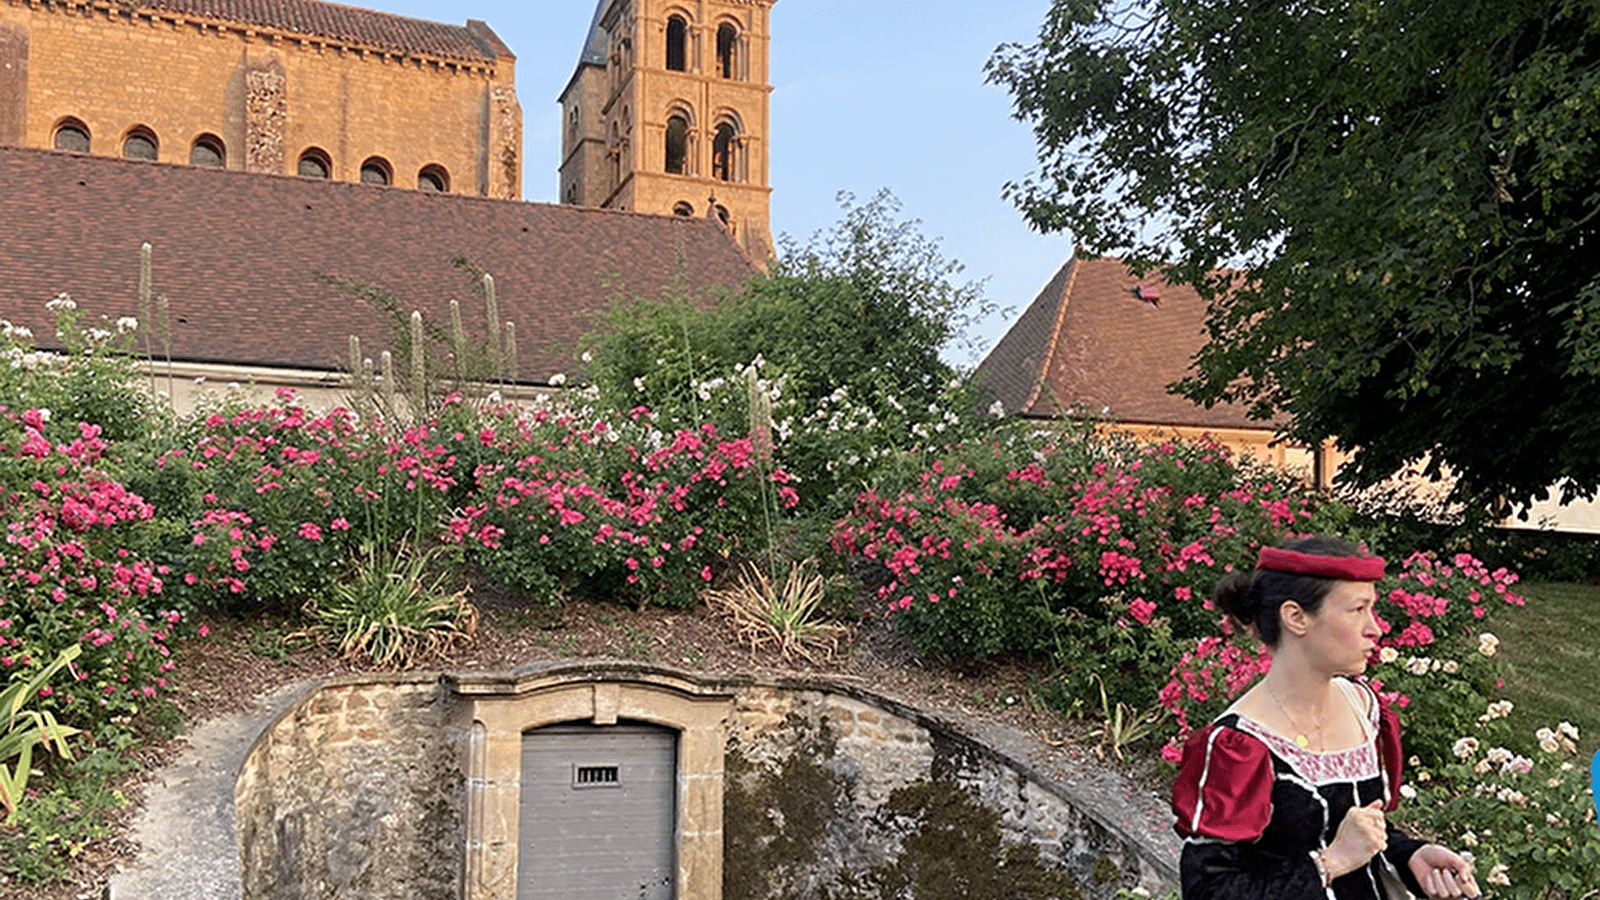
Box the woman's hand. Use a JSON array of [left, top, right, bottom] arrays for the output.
[[1409, 843, 1481, 898], [1324, 800, 1388, 878]]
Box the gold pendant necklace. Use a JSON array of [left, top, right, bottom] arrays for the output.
[[1267, 686, 1319, 749]]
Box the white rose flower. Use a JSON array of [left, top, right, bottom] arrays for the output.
[[1452, 737, 1480, 759], [1486, 747, 1513, 765], [1478, 632, 1500, 656], [1486, 863, 1510, 886], [1442, 659, 1459, 674], [1399, 784, 1416, 799], [1461, 831, 1478, 846], [1379, 646, 1399, 664], [1405, 656, 1431, 675], [1558, 721, 1580, 741], [549, 373, 567, 387]]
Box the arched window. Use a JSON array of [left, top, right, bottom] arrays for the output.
[[360, 156, 392, 186], [418, 165, 449, 192], [673, 201, 694, 217], [666, 15, 687, 71], [665, 115, 689, 175], [123, 127, 158, 161], [716, 24, 739, 79], [53, 119, 90, 153], [297, 148, 331, 178], [712, 122, 738, 182], [190, 134, 225, 167], [714, 204, 730, 226]]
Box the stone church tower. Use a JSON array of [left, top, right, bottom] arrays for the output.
[[559, 0, 774, 259], [0, 0, 521, 198]]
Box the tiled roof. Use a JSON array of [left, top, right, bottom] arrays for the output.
[[0, 145, 756, 382], [975, 256, 1275, 431], [136, 0, 507, 61]]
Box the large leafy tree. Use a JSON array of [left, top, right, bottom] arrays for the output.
[[988, 0, 1600, 507], [583, 190, 984, 422]]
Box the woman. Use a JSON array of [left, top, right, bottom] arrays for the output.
[[1171, 536, 1480, 898]]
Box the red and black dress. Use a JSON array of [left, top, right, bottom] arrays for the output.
[[1171, 678, 1429, 899]]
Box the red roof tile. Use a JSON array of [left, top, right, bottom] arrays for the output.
[[976, 256, 1275, 431], [136, 0, 506, 61], [0, 145, 756, 382]]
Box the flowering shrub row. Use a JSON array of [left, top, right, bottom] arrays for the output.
[[830, 427, 1332, 702]]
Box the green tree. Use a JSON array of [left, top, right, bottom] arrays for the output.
[[987, 0, 1600, 508], [583, 189, 986, 430]]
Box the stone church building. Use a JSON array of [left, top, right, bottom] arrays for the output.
[[0, 0, 776, 409], [559, 0, 775, 260], [0, 0, 523, 198]]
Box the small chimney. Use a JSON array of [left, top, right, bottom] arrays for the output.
[[1131, 284, 1161, 306]]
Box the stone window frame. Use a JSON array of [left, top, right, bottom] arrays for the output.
[[710, 111, 744, 183], [673, 200, 694, 217], [122, 125, 159, 161], [450, 670, 733, 900], [418, 164, 450, 192], [190, 133, 226, 168], [297, 146, 332, 179], [664, 102, 694, 176], [359, 155, 393, 186], [714, 20, 742, 80], [665, 12, 690, 72], [53, 117, 91, 153]]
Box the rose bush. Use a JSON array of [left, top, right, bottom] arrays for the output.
[[830, 427, 1334, 704], [0, 407, 179, 740]]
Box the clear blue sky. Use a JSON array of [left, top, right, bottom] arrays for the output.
[[379, 0, 1070, 366]]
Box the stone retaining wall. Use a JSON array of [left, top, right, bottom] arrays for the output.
[[234, 663, 1179, 900]]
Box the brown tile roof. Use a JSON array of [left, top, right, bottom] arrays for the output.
[[0, 145, 756, 382], [975, 256, 1275, 431], [134, 0, 507, 62]]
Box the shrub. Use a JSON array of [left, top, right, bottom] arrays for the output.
[[831, 427, 1335, 704], [1396, 723, 1600, 897], [448, 405, 798, 607], [0, 408, 180, 740]]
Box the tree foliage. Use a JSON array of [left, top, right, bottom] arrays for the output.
[[988, 0, 1600, 507], [582, 190, 985, 428]]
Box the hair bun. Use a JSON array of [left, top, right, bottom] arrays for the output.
[[1213, 571, 1257, 625]]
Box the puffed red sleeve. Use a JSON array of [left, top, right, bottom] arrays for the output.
[[1171, 723, 1274, 841], [1376, 691, 1405, 812]]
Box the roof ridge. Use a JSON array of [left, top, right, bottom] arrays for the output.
[[1022, 252, 1083, 415]]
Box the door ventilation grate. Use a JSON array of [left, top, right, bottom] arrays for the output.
[[574, 765, 620, 787]]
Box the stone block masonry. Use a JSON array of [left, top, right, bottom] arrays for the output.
[[0, 0, 520, 197], [235, 664, 1180, 900]]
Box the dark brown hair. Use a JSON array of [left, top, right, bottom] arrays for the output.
[[1214, 536, 1362, 646]]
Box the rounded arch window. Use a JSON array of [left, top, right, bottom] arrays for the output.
[[53, 119, 90, 153], [665, 115, 689, 175], [123, 127, 158, 161], [712, 122, 739, 182], [190, 134, 225, 168], [672, 201, 694, 217], [360, 157, 392, 186], [666, 15, 688, 71], [297, 148, 332, 179], [716, 23, 739, 79], [714, 204, 730, 226], [418, 165, 449, 192]]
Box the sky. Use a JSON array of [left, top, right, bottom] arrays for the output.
[[375, 0, 1070, 366]]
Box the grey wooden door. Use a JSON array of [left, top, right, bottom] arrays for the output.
[[518, 723, 677, 900]]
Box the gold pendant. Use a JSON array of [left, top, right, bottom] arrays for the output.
[[1295, 734, 1309, 748]]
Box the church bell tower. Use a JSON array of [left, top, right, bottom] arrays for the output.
[[559, 0, 775, 260]]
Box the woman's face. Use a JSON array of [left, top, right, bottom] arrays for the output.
[[1304, 579, 1382, 675]]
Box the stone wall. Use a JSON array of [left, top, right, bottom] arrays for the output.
[[235, 665, 1179, 900], [235, 674, 465, 900]]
